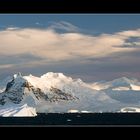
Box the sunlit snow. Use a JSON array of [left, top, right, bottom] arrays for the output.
[[0, 72, 140, 116]]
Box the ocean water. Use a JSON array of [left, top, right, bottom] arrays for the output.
[[0, 113, 140, 126]]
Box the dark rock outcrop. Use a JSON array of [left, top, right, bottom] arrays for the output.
[[49, 87, 78, 102]]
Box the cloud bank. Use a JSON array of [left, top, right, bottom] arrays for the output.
[[0, 22, 140, 81], [0, 25, 139, 63]]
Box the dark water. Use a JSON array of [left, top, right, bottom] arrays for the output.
[[0, 113, 140, 126]]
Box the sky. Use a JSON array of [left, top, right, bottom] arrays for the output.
[[0, 14, 140, 82]]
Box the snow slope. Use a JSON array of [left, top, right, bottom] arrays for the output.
[[0, 103, 37, 117]]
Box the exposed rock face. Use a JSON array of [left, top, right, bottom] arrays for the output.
[[49, 87, 78, 102], [22, 81, 48, 101]]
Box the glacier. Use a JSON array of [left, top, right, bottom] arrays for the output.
[[0, 72, 140, 116]]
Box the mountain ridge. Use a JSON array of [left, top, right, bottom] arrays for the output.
[[0, 72, 140, 116], [0, 72, 79, 106]]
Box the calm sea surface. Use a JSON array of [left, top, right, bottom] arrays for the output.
[[0, 113, 140, 126]]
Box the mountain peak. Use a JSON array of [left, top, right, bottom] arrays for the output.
[[13, 72, 22, 79], [111, 77, 138, 86], [41, 72, 68, 79], [0, 72, 79, 106]]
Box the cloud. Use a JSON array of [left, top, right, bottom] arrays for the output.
[[35, 22, 40, 25], [0, 54, 42, 65], [49, 21, 79, 32], [6, 27, 20, 31], [0, 24, 140, 71], [35, 22, 43, 26], [0, 64, 14, 69], [117, 29, 140, 37]]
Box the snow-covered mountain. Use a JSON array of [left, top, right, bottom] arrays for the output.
[[0, 73, 140, 116], [0, 73, 47, 106], [91, 77, 140, 104], [91, 77, 140, 91]]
